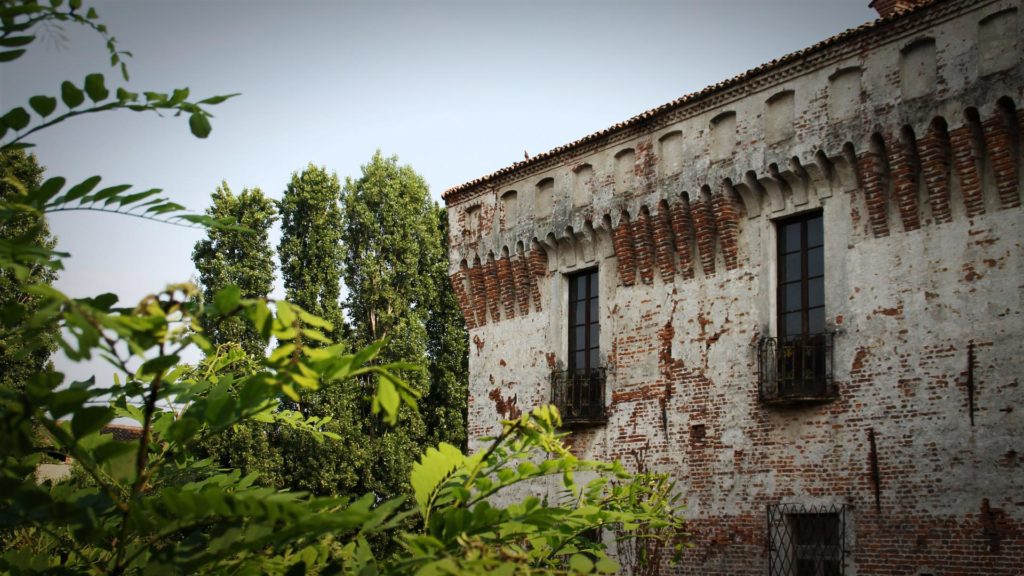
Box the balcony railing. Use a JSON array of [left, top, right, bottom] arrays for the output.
[[758, 333, 835, 404], [550, 367, 607, 425]]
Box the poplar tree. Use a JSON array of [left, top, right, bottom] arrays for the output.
[[192, 182, 277, 357], [277, 164, 344, 340], [0, 150, 58, 392], [340, 151, 467, 490]]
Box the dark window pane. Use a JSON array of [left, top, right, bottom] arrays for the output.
[[808, 307, 825, 335], [574, 301, 585, 325], [576, 278, 586, 301], [785, 253, 802, 282], [590, 322, 599, 344], [807, 246, 824, 277], [783, 222, 801, 252], [589, 296, 599, 320], [574, 326, 585, 349], [574, 350, 585, 370], [785, 311, 802, 338], [784, 283, 802, 312], [807, 215, 823, 247], [808, 277, 824, 309], [589, 347, 600, 369], [589, 270, 599, 288]]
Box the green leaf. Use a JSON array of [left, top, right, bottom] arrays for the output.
[[28, 95, 57, 117], [410, 443, 466, 518], [2, 107, 30, 130], [140, 354, 180, 375], [374, 377, 399, 423], [114, 188, 159, 206], [213, 285, 241, 313], [69, 0, 82, 8], [83, 73, 109, 102], [72, 406, 114, 439], [36, 177, 67, 204], [169, 87, 190, 105], [61, 81, 85, 108], [594, 557, 620, 574], [568, 554, 594, 574], [0, 35, 34, 48], [189, 112, 211, 138], [62, 175, 102, 203], [0, 49, 26, 62]]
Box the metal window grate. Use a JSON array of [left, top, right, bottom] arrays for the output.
[[758, 333, 835, 403], [767, 503, 846, 576], [550, 367, 607, 425]]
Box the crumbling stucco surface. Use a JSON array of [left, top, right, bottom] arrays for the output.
[[445, 0, 1024, 573]]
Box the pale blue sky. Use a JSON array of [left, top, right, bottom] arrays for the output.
[[1, 0, 876, 380]]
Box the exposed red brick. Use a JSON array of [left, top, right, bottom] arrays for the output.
[[652, 203, 677, 282], [949, 124, 986, 217], [712, 189, 741, 270], [691, 194, 718, 275], [495, 256, 516, 319], [511, 254, 532, 316], [467, 261, 488, 327], [633, 209, 657, 285], [448, 270, 477, 330], [527, 246, 545, 312], [886, 132, 921, 231], [669, 196, 695, 280], [611, 212, 637, 287], [918, 124, 953, 224], [481, 258, 501, 323], [857, 150, 891, 237], [982, 112, 1020, 210]]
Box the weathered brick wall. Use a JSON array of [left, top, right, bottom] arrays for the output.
[[445, 0, 1024, 574]]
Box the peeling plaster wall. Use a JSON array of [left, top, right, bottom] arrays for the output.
[[446, 1, 1024, 574]]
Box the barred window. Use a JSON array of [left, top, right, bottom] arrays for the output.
[[768, 504, 846, 576]]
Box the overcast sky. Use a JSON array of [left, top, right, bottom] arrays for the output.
[[1, 0, 877, 380]]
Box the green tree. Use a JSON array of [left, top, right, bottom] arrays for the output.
[[192, 182, 277, 358], [277, 165, 345, 341], [0, 149, 57, 392], [424, 205, 468, 448], [0, 4, 686, 573]]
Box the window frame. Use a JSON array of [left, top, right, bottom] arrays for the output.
[[776, 210, 825, 341], [568, 268, 600, 375]]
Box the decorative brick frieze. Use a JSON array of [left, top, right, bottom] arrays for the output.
[[496, 256, 516, 319], [949, 124, 986, 217], [482, 258, 501, 323], [690, 194, 718, 276], [918, 122, 953, 224], [632, 209, 657, 285], [467, 261, 488, 327], [511, 254, 532, 316], [982, 111, 1020, 210], [448, 270, 476, 330], [528, 246, 546, 312], [652, 202, 677, 282], [669, 196, 695, 280], [611, 212, 637, 287], [857, 149, 891, 238], [712, 189, 740, 271], [886, 132, 921, 232]]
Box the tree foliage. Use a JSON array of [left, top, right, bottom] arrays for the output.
[[0, 4, 687, 574], [278, 165, 345, 342], [0, 149, 57, 393], [192, 182, 277, 358]]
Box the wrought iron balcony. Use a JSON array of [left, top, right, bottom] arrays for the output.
[[550, 367, 607, 426], [758, 333, 835, 404]]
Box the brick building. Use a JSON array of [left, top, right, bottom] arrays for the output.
[[442, 0, 1023, 574]]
